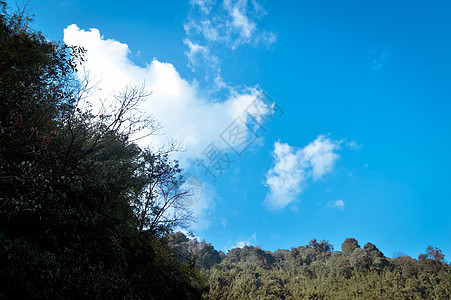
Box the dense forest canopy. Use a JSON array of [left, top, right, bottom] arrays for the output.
[[0, 2, 450, 299], [167, 232, 450, 299]]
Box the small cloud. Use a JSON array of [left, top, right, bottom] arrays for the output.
[[232, 233, 257, 249], [264, 141, 307, 210], [184, 0, 276, 87], [183, 38, 224, 86], [371, 45, 390, 71], [264, 135, 341, 210], [190, 0, 215, 15], [327, 199, 345, 210], [183, 38, 208, 71], [345, 140, 361, 150], [186, 0, 277, 49], [226, 1, 256, 40], [302, 135, 341, 181]]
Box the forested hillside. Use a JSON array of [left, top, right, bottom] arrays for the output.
[[168, 232, 451, 299]]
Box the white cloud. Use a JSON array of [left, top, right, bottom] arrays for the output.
[[184, 0, 276, 88], [184, 38, 208, 71], [265, 135, 341, 210], [190, 0, 215, 15], [224, 0, 257, 40], [302, 135, 340, 180], [233, 233, 257, 249], [183, 38, 219, 72], [265, 142, 307, 210], [327, 199, 345, 210], [345, 140, 361, 150], [63, 25, 271, 165], [186, 0, 275, 49], [63, 24, 277, 232], [183, 38, 224, 87], [64, 1, 278, 232]]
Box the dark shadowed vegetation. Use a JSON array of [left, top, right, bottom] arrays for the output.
[[0, 3, 205, 298]]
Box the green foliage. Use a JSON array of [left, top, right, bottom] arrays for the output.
[[167, 232, 223, 270], [174, 237, 450, 300], [167, 234, 450, 299], [341, 238, 360, 255], [0, 4, 204, 299], [364, 242, 384, 258]]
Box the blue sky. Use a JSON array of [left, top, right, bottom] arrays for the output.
[[23, 0, 451, 258]]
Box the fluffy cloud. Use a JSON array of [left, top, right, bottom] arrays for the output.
[[63, 25, 271, 164], [63, 25, 275, 230], [302, 136, 340, 180], [327, 199, 345, 210], [265, 135, 341, 210], [265, 142, 307, 210]]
